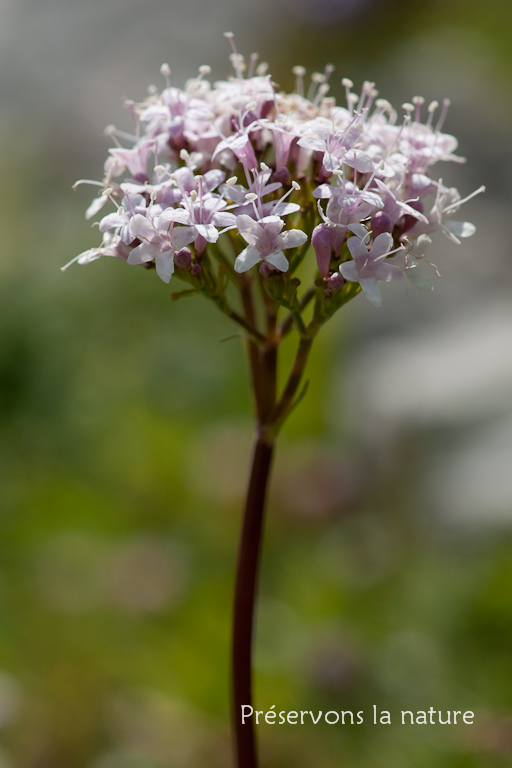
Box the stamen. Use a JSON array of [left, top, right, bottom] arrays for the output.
[[307, 72, 324, 103], [412, 95, 425, 124], [443, 185, 485, 213], [436, 98, 451, 132], [357, 81, 375, 112], [160, 63, 171, 89], [293, 65, 306, 97], [426, 100, 439, 129], [342, 77, 353, 112], [387, 114, 410, 157], [245, 192, 260, 219], [248, 52, 259, 79], [229, 52, 246, 79], [61, 253, 88, 272], [313, 83, 330, 107], [366, 88, 378, 113], [324, 64, 335, 83], [224, 31, 237, 54], [72, 179, 105, 189]]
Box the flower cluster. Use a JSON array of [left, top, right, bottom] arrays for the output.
[[69, 34, 482, 309]]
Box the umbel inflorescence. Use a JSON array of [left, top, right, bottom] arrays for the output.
[[69, 33, 483, 310], [69, 36, 483, 768]]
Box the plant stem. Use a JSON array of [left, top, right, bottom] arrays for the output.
[[274, 335, 314, 424], [232, 429, 274, 768], [231, 290, 313, 768]]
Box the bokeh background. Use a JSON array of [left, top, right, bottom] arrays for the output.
[[1, 0, 512, 766]]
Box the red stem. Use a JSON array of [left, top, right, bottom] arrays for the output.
[[232, 431, 274, 768]]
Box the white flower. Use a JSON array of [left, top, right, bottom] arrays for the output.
[[234, 215, 307, 273]]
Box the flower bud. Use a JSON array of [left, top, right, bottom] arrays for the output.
[[328, 272, 344, 292], [174, 247, 193, 269], [191, 262, 202, 277], [273, 167, 290, 185], [259, 262, 274, 278], [371, 211, 393, 238], [194, 235, 207, 256], [312, 223, 334, 276]]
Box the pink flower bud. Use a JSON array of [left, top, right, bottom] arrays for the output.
[[259, 262, 274, 278], [328, 272, 344, 292], [312, 223, 334, 276], [370, 211, 393, 238], [194, 235, 207, 256], [273, 167, 290, 185], [174, 247, 193, 269]]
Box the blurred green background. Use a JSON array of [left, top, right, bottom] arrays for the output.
[[1, 0, 512, 766]]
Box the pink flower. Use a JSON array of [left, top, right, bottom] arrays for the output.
[[234, 215, 307, 273], [339, 233, 404, 307]]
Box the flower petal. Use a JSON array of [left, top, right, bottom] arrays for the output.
[[129, 214, 155, 240], [265, 250, 289, 272], [359, 277, 382, 307], [339, 260, 359, 282], [445, 220, 476, 239], [128, 241, 157, 264], [279, 229, 308, 250], [155, 251, 175, 283], [234, 246, 262, 273], [406, 266, 434, 291]]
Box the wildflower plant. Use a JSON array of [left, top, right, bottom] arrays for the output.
[[69, 33, 482, 768]]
